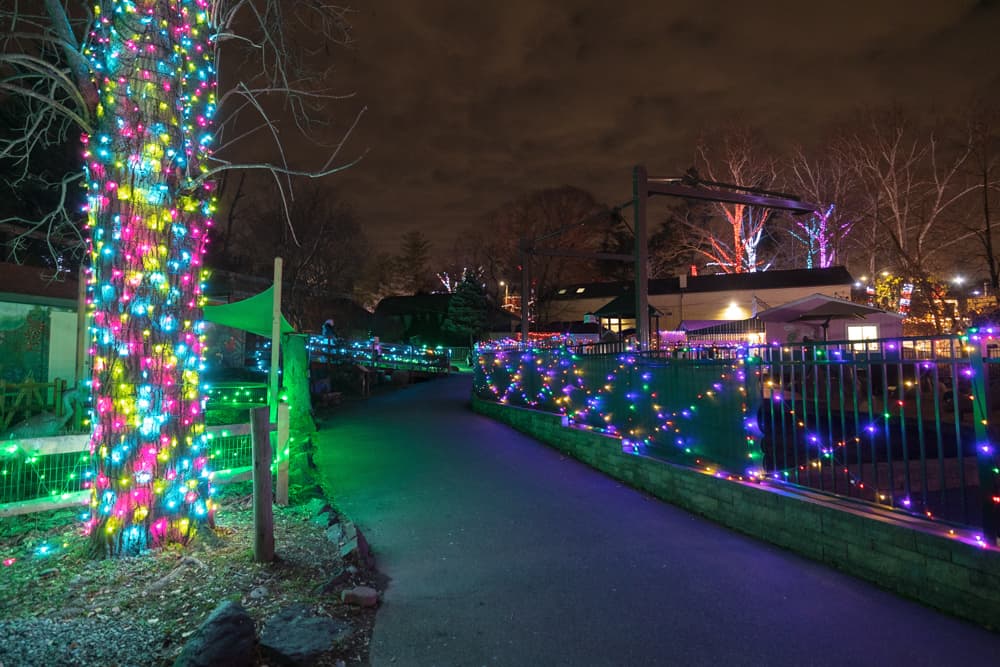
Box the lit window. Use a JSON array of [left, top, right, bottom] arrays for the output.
[[847, 324, 879, 351]]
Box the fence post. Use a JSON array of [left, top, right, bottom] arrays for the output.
[[251, 406, 275, 562], [275, 402, 290, 506], [969, 353, 1000, 545]]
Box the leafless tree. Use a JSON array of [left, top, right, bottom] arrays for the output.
[[693, 126, 779, 273], [960, 103, 1000, 297], [483, 186, 613, 323], [232, 182, 368, 330], [840, 109, 978, 330], [0, 0, 364, 254], [784, 142, 859, 269]]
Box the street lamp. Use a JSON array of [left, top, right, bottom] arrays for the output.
[[499, 280, 508, 304]]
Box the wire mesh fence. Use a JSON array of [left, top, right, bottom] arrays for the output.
[[0, 425, 260, 514], [0, 444, 91, 505]]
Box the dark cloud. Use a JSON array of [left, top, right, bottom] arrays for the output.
[[319, 0, 1000, 256]]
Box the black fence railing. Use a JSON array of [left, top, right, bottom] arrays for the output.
[[750, 336, 999, 541], [474, 335, 1000, 542]]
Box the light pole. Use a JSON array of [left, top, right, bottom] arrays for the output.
[[499, 280, 508, 307]]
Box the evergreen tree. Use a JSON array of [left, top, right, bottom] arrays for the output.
[[442, 273, 489, 346], [396, 230, 433, 293]]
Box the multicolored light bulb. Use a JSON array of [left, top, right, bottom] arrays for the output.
[[83, 0, 216, 554]]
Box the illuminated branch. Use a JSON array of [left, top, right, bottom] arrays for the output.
[[695, 127, 778, 273]]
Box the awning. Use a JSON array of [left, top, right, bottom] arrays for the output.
[[593, 293, 663, 318], [202, 286, 295, 337]]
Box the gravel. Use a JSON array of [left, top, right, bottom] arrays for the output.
[[0, 617, 166, 666], [0, 486, 378, 666]]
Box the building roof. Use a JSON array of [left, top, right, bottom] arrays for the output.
[[684, 317, 765, 336], [550, 266, 854, 301], [756, 293, 902, 323], [592, 293, 664, 318]]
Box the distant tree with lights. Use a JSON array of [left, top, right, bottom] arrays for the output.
[[784, 144, 858, 269], [1, 0, 359, 556], [689, 127, 780, 273]]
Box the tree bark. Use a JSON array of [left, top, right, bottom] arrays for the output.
[[87, 1, 215, 556]]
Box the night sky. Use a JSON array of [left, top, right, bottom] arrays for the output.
[[325, 0, 1000, 256]]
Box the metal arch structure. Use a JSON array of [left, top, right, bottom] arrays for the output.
[[632, 164, 819, 349], [520, 165, 818, 347]]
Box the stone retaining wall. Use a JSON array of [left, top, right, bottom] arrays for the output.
[[471, 397, 1000, 629]]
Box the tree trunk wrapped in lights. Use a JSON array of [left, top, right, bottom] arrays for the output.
[[3, 0, 359, 556], [84, 0, 216, 556]]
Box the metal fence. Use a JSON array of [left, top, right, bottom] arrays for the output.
[[0, 423, 261, 516], [474, 345, 758, 477], [308, 337, 451, 373], [750, 336, 999, 540], [475, 336, 1000, 542]]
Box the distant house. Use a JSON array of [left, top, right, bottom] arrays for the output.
[[756, 293, 904, 344], [534, 321, 606, 343], [0, 262, 82, 387], [374, 294, 518, 345], [545, 266, 855, 335]]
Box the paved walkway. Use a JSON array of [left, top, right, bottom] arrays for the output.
[[315, 374, 1000, 667]]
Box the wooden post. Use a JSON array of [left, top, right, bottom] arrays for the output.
[[275, 402, 290, 506], [269, 257, 283, 423], [74, 265, 88, 428], [520, 239, 530, 345], [251, 406, 274, 562]]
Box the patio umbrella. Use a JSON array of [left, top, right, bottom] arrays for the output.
[[791, 300, 880, 340]]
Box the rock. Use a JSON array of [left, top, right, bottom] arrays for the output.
[[173, 601, 255, 667], [303, 497, 340, 526], [338, 523, 374, 569], [249, 586, 268, 599], [303, 498, 330, 516], [340, 520, 356, 539], [324, 522, 344, 544], [341, 586, 378, 608], [312, 567, 351, 595], [260, 604, 351, 666]]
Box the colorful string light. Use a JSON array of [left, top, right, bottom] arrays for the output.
[[83, 0, 217, 555], [474, 342, 761, 477]]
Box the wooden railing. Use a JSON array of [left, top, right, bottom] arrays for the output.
[[0, 378, 69, 432]]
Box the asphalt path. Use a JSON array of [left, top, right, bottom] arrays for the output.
[[315, 373, 1000, 667]]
